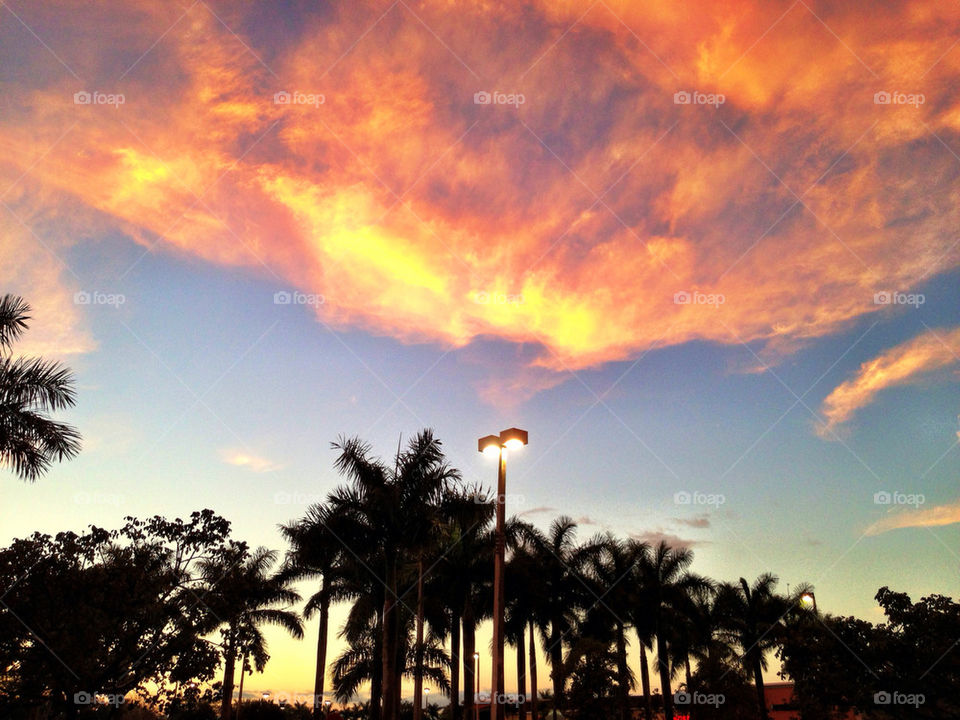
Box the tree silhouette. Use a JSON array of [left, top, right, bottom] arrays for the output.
[[0, 294, 80, 481]]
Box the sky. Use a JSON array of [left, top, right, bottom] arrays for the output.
[[1, 0, 960, 704]]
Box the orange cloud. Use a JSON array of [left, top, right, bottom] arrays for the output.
[[866, 500, 960, 535], [3, 0, 960, 392], [818, 327, 960, 436]]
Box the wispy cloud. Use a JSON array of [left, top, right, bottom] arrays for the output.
[[220, 448, 284, 473], [818, 327, 960, 437], [629, 530, 703, 549], [517, 506, 556, 517], [866, 501, 960, 536], [674, 514, 711, 529]]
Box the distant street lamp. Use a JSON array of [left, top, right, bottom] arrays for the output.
[[800, 591, 817, 611], [425, 688, 431, 711], [474, 652, 482, 720], [478, 428, 528, 720]]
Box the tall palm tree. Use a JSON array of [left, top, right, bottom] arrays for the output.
[[589, 536, 645, 720], [280, 503, 354, 718], [634, 542, 711, 720], [434, 487, 493, 720], [0, 294, 80, 481], [200, 546, 304, 720], [716, 574, 789, 720], [506, 538, 537, 720], [331, 612, 451, 704], [522, 517, 602, 714], [328, 430, 461, 720], [623, 544, 656, 720]]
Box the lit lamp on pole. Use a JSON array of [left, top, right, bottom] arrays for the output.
[[473, 652, 480, 720], [800, 591, 817, 611], [478, 428, 528, 720]]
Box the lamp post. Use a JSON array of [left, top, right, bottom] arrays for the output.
[[425, 688, 431, 716], [800, 591, 817, 611], [478, 428, 529, 720], [473, 652, 480, 720]]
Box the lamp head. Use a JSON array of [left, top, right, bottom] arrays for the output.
[[500, 427, 528, 450], [478, 434, 500, 455]]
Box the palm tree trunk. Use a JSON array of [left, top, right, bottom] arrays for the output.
[[314, 585, 331, 719], [528, 622, 538, 720], [615, 624, 630, 720], [684, 653, 692, 689], [238, 654, 247, 717], [371, 604, 383, 720], [451, 610, 462, 720], [549, 622, 564, 713], [656, 630, 672, 720], [414, 557, 425, 720], [753, 658, 768, 720], [382, 559, 400, 720], [221, 628, 237, 720], [639, 643, 652, 720], [516, 626, 527, 720], [463, 604, 477, 720]]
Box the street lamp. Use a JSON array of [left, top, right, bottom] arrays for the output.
[[425, 688, 431, 713], [473, 652, 480, 720], [478, 428, 528, 720], [800, 591, 817, 611]]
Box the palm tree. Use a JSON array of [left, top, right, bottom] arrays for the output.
[[0, 294, 80, 481], [200, 545, 304, 720], [589, 536, 645, 720], [634, 542, 711, 720], [281, 503, 354, 718], [715, 574, 789, 720], [434, 487, 493, 720], [331, 608, 451, 704], [328, 430, 461, 720], [505, 538, 537, 720], [522, 517, 602, 714]]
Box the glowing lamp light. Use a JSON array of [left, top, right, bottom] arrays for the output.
[[500, 427, 528, 450], [800, 592, 817, 610], [478, 428, 528, 455], [479, 435, 501, 456]]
